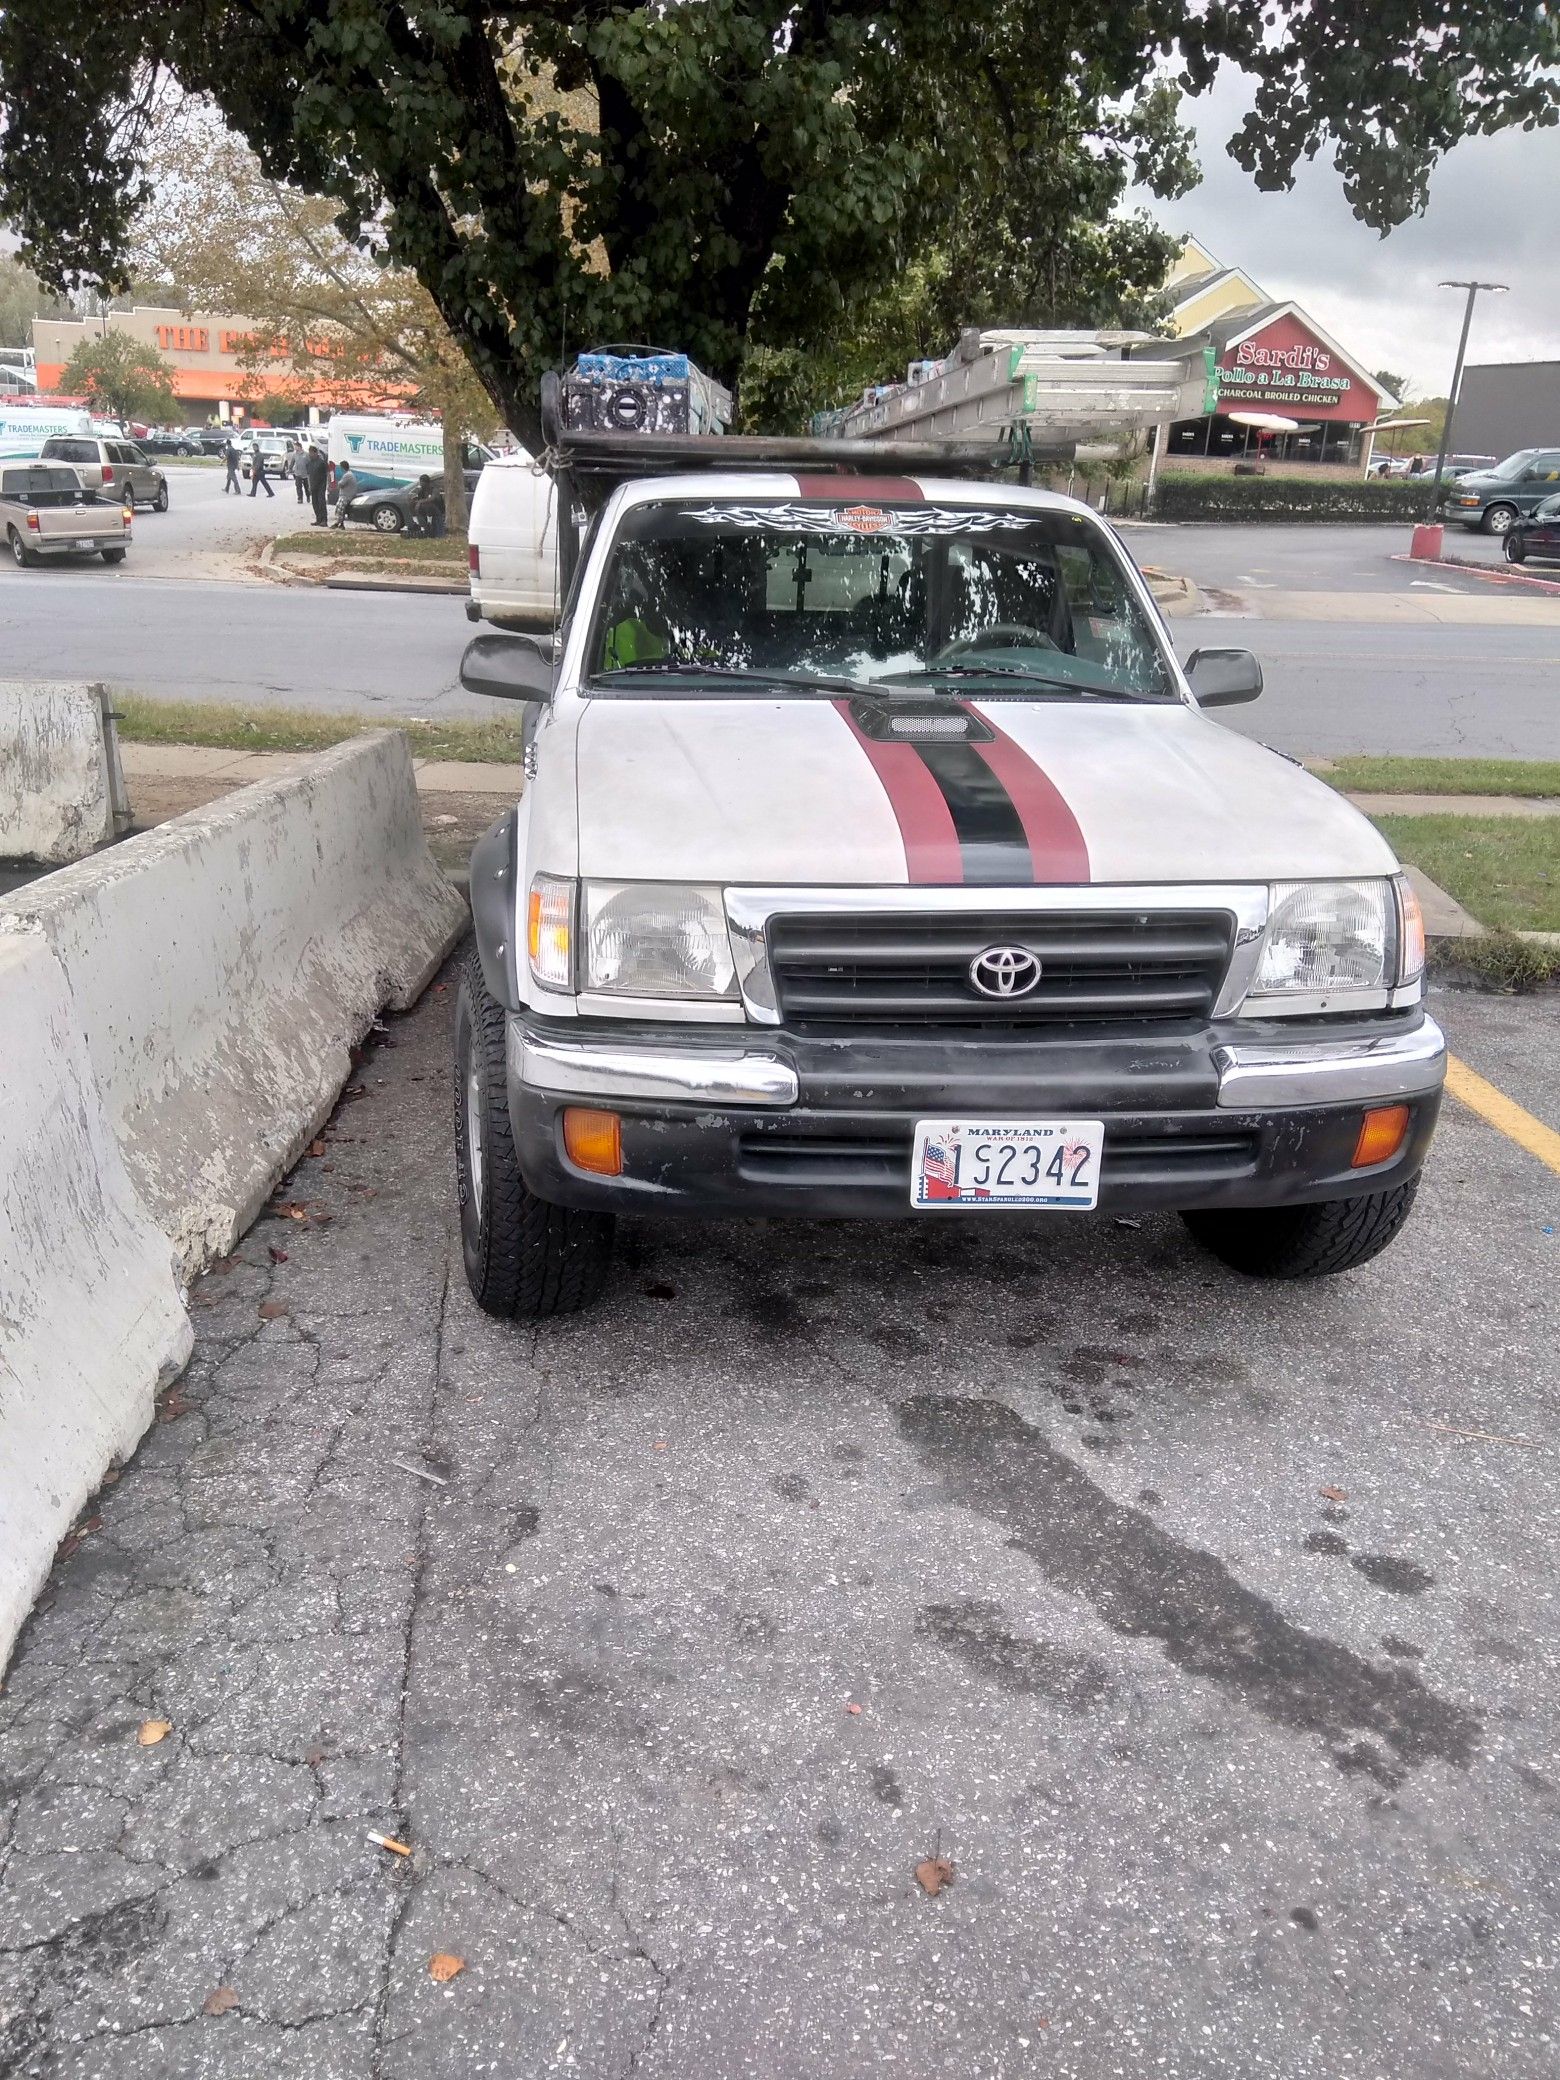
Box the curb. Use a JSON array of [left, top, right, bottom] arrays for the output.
[[323, 572, 467, 596], [1390, 550, 1560, 596]]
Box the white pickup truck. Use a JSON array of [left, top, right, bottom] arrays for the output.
[[453, 425, 1443, 1318]]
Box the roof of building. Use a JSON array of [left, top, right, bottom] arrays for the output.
[[1137, 299, 1400, 411]]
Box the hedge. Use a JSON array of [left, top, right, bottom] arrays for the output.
[[1151, 472, 1435, 523]]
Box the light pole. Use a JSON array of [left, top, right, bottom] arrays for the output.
[[1425, 279, 1508, 523]]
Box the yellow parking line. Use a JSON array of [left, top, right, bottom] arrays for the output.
[[1446, 1057, 1560, 1176]]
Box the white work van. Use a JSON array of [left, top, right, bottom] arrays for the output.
[[465, 447, 560, 628], [0, 406, 93, 464], [448, 409, 1444, 1319]]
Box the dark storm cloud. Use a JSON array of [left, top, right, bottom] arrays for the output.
[[1137, 69, 1560, 396]]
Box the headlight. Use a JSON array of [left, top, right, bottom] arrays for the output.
[[1248, 879, 1395, 1003], [584, 882, 736, 999]]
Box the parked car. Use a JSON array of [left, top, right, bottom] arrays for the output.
[[37, 434, 168, 510], [138, 430, 199, 458], [465, 446, 558, 627], [341, 446, 489, 532], [240, 432, 300, 481], [1445, 447, 1560, 533], [1503, 493, 1560, 566], [188, 426, 230, 456], [449, 426, 1444, 1319], [0, 462, 131, 566]]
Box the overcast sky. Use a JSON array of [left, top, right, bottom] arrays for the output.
[[1139, 68, 1560, 399]]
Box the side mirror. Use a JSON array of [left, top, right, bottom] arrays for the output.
[[1185, 647, 1263, 707], [460, 632, 556, 701]]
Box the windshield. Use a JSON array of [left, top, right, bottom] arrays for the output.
[[584, 498, 1175, 701], [1490, 450, 1539, 481]]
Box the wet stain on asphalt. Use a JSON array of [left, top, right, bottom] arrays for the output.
[[869, 1763, 904, 1808], [896, 1396, 1479, 1785], [772, 1471, 812, 1505], [915, 1599, 1109, 1711], [1351, 1553, 1436, 1596], [1381, 1635, 1425, 1660]]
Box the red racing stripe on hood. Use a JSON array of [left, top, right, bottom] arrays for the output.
[[795, 475, 924, 502], [969, 709, 1091, 883], [832, 700, 963, 883]]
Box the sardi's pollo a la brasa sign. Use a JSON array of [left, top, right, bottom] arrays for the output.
[[1214, 312, 1377, 421]]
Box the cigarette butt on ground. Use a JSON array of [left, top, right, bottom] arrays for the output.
[[368, 1831, 412, 1857]]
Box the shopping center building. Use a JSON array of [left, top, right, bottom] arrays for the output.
[[31, 306, 396, 423]]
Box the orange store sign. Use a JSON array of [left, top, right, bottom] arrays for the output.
[[154, 324, 209, 353]]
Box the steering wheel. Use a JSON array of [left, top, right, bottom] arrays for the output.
[[933, 623, 1058, 661]]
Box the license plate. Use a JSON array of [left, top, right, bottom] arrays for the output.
[[911, 1118, 1104, 1210], [73, 538, 97, 550]]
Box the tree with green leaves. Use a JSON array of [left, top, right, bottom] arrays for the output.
[[0, 256, 71, 352], [1, 4, 1555, 448], [57, 329, 178, 424]]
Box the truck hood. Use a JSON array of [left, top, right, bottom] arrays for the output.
[[571, 694, 1398, 887]]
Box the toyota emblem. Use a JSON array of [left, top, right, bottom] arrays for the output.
[[968, 945, 1043, 998]]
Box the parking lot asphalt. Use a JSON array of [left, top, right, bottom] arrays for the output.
[[2, 975, 1557, 2080]]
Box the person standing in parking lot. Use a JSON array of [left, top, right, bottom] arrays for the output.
[[249, 442, 274, 498], [305, 442, 329, 525], [223, 435, 241, 494], [288, 441, 308, 505], [331, 463, 358, 528]]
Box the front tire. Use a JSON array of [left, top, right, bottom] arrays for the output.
[[1504, 533, 1527, 564], [371, 503, 404, 533], [1482, 503, 1518, 536], [453, 949, 614, 1318], [153, 483, 169, 512], [1181, 1178, 1421, 1279]]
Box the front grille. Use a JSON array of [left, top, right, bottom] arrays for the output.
[[737, 1124, 1258, 1190], [766, 909, 1235, 1029]]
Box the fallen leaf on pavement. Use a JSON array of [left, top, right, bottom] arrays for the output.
[[202, 1986, 239, 2016], [308, 1139, 327, 1157], [652, 1440, 668, 1451], [844, 1702, 862, 1717], [57, 1514, 103, 1560], [915, 1856, 955, 1897], [1319, 1485, 1348, 1502], [268, 1246, 289, 1264], [274, 1202, 310, 1221], [258, 1300, 288, 1320], [158, 1389, 193, 1423], [429, 1953, 466, 1984], [138, 1719, 173, 1746]]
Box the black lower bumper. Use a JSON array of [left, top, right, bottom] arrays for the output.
[[506, 1015, 1442, 1220]]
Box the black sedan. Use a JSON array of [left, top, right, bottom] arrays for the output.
[[1503, 493, 1560, 566]]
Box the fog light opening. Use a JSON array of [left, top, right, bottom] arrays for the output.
[[1352, 1104, 1410, 1169], [563, 1107, 622, 1176]]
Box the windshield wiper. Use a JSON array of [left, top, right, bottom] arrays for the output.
[[884, 663, 1143, 700], [590, 662, 878, 697]]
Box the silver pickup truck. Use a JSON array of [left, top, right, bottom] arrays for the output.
[[0, 464, 131, 568]]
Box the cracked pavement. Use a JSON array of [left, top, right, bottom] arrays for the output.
[[1, 969, 1557, 2078]]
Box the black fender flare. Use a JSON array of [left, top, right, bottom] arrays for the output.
[[468, 807, 522, 1012]]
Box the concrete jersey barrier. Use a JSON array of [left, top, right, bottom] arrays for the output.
[[0, 681, 125, 864], [0, 730, 467, 1275], [0, 934, 193, 1670]]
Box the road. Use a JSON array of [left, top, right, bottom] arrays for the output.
[[1, 486, 1558, 750], [1, 971, 1555, 2077]]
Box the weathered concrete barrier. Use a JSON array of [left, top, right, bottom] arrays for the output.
[[0, 934, 192, 1670], [0, 731, 466, 1275], [0, 681, 127, 863]]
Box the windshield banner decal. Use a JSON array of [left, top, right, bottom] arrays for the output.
[[680, 502, 1038, 537]]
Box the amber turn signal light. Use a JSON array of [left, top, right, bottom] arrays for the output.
[[1352, 1104, 1410, 1169], [563, 1107, 622, 1176]]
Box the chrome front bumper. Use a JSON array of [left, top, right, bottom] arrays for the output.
[[1211, 1017, 1446, 1108], [512, 1015, 1446, 1113]]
